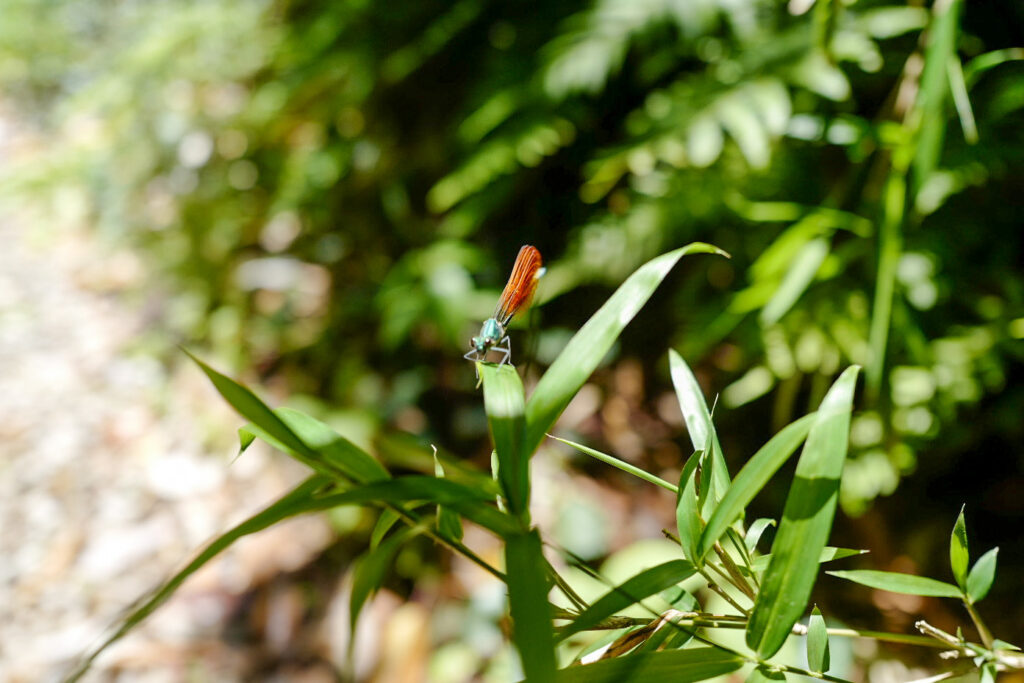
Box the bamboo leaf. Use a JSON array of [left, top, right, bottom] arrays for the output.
[[506, 530, 556, 683], [745, 518, 776, 553], [370, 508, 402, 550], [189, 351, 388, 483], [243, 408, 391, 483], [759, 237, 829, 326], [669, 349, 730, 507], [950, 505, 969, 591], [966, 547, 998, 603], [186, 350, 326, 470], [698, 414, 816, 560], [550, 435, 677, 493], [807, 606, 830, 673], [480, 362, 529, 519], [676, 450, 704, 566], [524, 244, 728, 459], [433, 449, 464, 542], [746, 366, 859, 658], [751, 547, 866, 573], [912, 0, 961, 192], [557, 560, 696, 641], [311, 476, 518, 538], [826, 569, 962, 598], [552, 647, 743, 683]]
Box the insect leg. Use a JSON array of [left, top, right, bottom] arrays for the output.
[[496, 336, 512, 366]]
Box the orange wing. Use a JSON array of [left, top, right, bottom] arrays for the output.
[[494, 245, 543, 325]]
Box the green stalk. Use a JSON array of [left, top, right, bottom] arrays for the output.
[[964, 600, 994, 649], [867, 167, 906, 401]]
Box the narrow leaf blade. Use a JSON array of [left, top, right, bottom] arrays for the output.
[[433, 449, 464, 541], [698, 414, 816, 559], [551, 435, 677, 493], [551, 647, 743, 683], [669, 349, 730, 503], [506, 530, 556, 683], [826, 570, 962, 598], [675, 450, 704, 566], [759, 237, 829, 326], [950, 505, 969, 591], [524, 244, 727, 458], [311, 476, 518, 538], [185, 351, 313, 458], [807, 606, 830, 673], [751, 546, 866, 573], [967, 547, 998, 603], [480, 363, 528, 517], [557, 560, 696, 641], [745, 518, 776, 553], [746, 366, 860, 658]]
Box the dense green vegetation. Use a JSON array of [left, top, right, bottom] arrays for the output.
[[3, 0, 1023, 679], [5, 0, 1022, 513]]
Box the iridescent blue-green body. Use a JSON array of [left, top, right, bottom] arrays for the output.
[[473, 318, 504, 353], [466, 317, 511, 364]]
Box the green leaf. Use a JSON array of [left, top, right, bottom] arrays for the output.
[[433, 450, 464, 542], [826, 570, 962, 598], [807, 606, 830, 673], [698, 414, 816, 560], [746, 665, 787, 682], [524, 244, 728, 459], [238, 426, 256, 454], [66, 475, 330, 682], [746, 366, 860, 658], [675, 450, 704, 566], [370, 508, 403, 550], [912, 0, 961, 192], [242, 409, 391, 484], [981, 662, 997, 683], [967, 547, 998, 603], [552, 647, 743, 683], [186, 350, 329, 473], [669, 349, 731, 508], [550, 435, 677, 493], [312, 476, 518, 538], [350, 526, 414, 636], [745, 518, 776, 553], [189, 351, 389, 483], [557, 560, 696, 641], [273, 407, 390, 482], [751, 547, 866, 573], [480, 362, 529, 519], [759, 237, 829, 327], [950, 505, 969, 591], [506, 530, 556, 683], [964, 48, 1024, 87]]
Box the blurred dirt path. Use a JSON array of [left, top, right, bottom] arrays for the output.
[[0, 212, 333, 679]]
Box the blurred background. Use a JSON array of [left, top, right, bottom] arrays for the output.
[[1, 0, 1022, 680]]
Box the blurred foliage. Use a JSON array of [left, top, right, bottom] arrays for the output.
[[2, 0, 1023, 519]]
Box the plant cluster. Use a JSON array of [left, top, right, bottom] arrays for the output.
[[68, 248, 1018, 682]]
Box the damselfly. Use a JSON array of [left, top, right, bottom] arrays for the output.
[[464, 245, 543, 366]]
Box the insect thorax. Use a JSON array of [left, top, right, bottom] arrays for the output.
[[473, 318, 504, 351]]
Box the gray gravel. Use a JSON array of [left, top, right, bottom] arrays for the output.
[[0, 211, 334, 681]]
